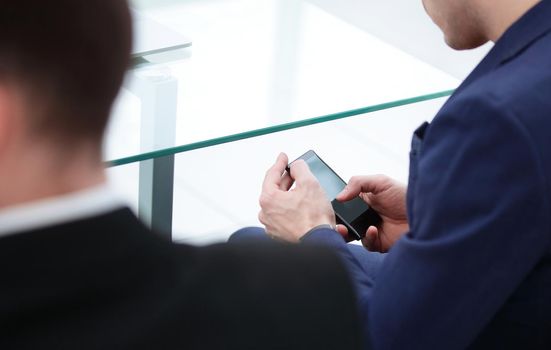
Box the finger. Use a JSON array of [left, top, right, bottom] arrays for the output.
[[335, 224, 349, 238], [361, 226, 379, 251], [359, 192, 374, 206], [279, 171, 294, 191], [336, 224, 358, 243], [336, 175, 389, 202], [289, 160, 317, 185], [262, 153, 289, 191]]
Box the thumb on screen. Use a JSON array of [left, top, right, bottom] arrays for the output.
[[289, 160, 316, 182]]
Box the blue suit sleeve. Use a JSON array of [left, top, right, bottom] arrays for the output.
[[301, 228, 375, 348], [301, 229, 374, 296]]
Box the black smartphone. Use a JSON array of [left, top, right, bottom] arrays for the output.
[[288, 150, 382, 240]]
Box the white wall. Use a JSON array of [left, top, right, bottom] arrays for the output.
[[307, 0, 491, 79]]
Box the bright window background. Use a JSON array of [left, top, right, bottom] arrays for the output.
[[107, 0, 490, 244]]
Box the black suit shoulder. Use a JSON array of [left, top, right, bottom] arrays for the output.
[[167, 241, 362, 349], [0, 208, 363, 350]]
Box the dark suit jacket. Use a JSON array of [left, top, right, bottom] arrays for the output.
[[303, 1, 551, 349], [0, 208, 363, 349]]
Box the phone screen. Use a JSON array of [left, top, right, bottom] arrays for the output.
[[293, 150, 381, 240], [303, 155, 346, 200]]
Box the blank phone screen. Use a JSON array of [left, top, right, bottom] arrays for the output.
[[303, 156, 346, 200]]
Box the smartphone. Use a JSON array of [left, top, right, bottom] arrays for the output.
[[288, 150, 382, 240]]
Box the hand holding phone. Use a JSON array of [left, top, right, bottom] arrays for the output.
[[337, 175, 409, 251], [258, 153, 336, 242], [288, 151, 382, 241]]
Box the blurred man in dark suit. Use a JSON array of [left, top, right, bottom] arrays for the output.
[[0, 1, 363, 349]]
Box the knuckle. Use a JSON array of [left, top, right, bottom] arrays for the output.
[[348, 176, 360, 186], [375, 173, 390, 184], [264, 165, 277, 178], [258, 210, 266, 224], [258, 191, 274, 208], [258, 189, 277, 209]]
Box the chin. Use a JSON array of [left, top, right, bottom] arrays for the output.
[[445, 35, 488, 51]]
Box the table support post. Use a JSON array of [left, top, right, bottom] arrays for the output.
[[126, 65, 178, 238], [139, 155, 175, 236]]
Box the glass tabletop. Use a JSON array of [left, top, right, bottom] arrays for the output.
[[107, 95, 449, 244], [104, 0, 460, 166]]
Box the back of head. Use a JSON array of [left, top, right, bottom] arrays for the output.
[[0, 0, 132, 146]]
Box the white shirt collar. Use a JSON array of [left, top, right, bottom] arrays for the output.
[[0, 184, 126, 238]]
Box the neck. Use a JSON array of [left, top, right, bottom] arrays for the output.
[[481, 0, 541, 42], [0, 142, 106, 209]]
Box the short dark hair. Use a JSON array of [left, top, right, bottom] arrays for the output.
[[0, 0, 132, 145]]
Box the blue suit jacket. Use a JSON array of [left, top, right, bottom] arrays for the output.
[[303, 1, 551, 348]]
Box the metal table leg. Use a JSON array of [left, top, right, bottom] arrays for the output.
[[125, 64, 178, 238]]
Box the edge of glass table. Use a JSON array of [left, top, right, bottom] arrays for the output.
[[107, 89, 454, 167], [131, 9, 192, 59], [107, 90, 454, 237]]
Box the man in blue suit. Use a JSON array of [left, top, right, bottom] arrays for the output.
[[239, 0, 551, 348]]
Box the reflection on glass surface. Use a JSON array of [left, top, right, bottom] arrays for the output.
[[105, 0, 460, 164]]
